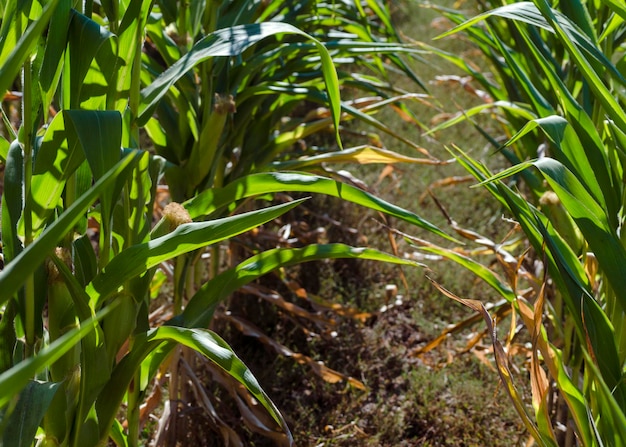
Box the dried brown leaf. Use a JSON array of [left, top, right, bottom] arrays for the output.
[[427, 277, 543, 442], [418, 176, 474, 204], [180, 357, 244, 447], [241, 283, 334, 328], [285, 279, 371, 322], [195, 354, 290, 445], [222, 312, 366, 390]]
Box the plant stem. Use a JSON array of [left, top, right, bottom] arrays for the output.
[[127, 18, 144, 149], [178, 0, 189, 51], [124, 331, 141, 447], [173, 256, 187, 315], [22, 56, 37, 352], [168, 347, 181, 446], [22, 65, 33, 246]]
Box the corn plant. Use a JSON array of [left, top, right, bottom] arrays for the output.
[[412, 0, 626, 445], [0, 0, 458, 445]]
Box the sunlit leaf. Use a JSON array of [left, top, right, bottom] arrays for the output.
[[0, 152, 139, 305], [179, 244, 421, 329], [138, 22, 342, 148], [86, 199, 308, 306], [184, 172, 455, 242]]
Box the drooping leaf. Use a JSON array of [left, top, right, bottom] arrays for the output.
[[184, 172, 455, 242], [437, 2, 625, 88], [179, 244, 421, 329], [138, 22, 342, 148], [414, 245, 516, 303], [148, 326, 294, 444], [532, 159, 626, 315], [503, 115, 568, 149], [86, 199, 308, 306], [427, 278, 556, 446]]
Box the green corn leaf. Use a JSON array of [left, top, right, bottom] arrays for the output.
[[0, 136, 8, 161], [363, 0, 395, 39], [73, 234, 98, 287], [2, 380, 63, 447], [481, 156, 626, 314], [559, 0, 595, 40], [144, 19, 182, 66], [499, 16, 620, 221], [99, 0, 119, 24], [123, 150, 160, 247], [501, 115, 609, 212], [503, 115, 568, 149], [415, 245, 517, 303], [188, 0, 205, 37], [531, 158, 626, 313], [532, 1, 626, 127], [0, 305, 114, 409], [459, 148, 626, 414], [184, 172, 455, 243], [0, 301, 17, 375], [115, 0, 154, 112], [436, 2, 613, 74], [66, 10, 118, 109], [534, 214, 626, 407], [582, 349, 626, 445], [489, 28, 555, 117], [64, 110, 123, 237], [24, 110, 124, 242], [0, 152, 139, 305], [0, 0, 61, 96], [86, 198, 308, 306], [49, 254, 113, 445], [179, 244, 422, 329], [138, 22, 342, 148], [97, 320, 294, 445], [149, 326, 293, 444], [25, 112, 83, 236], [425, 101, 538, 136], [471, 1, 626, 127], [64, 110, 122, 181], [109, 419, 129, 447], [437, 2, 626, 118], [0, 0, 19, 62], [491, 171, 626, 408], [600, 0, 626, 21]]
